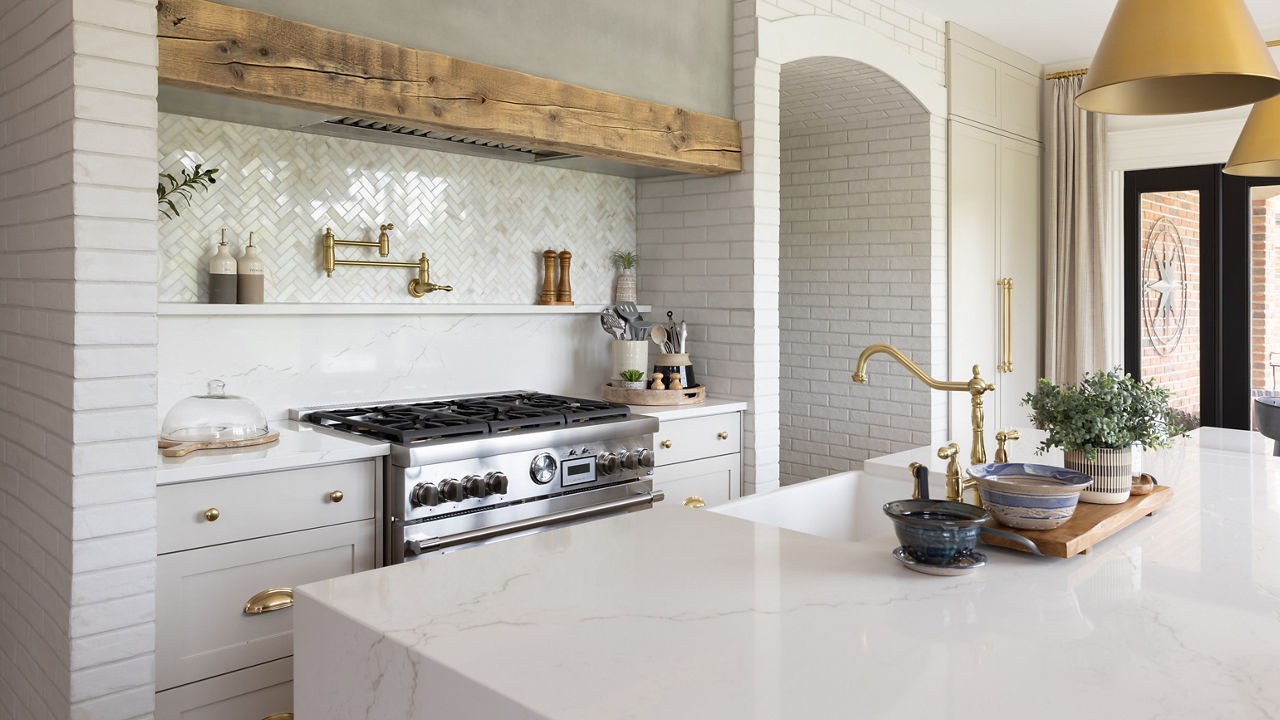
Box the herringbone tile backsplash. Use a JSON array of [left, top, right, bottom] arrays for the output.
[[158, 113, 636, 304]]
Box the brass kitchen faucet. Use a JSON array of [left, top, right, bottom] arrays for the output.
[[322, 224, 453, 297]]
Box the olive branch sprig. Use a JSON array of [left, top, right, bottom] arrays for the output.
[[157, 163, 220, 220]]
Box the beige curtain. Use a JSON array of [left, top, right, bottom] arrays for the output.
[[1042, 75, 1108, 384]]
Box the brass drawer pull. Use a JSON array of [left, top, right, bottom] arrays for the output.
[[717, 431, 729, 440], [261, 714, 293, 720], [243, 587, 293, 615], [203, 508, 220, 522], [661, 440, 672, 449], [683, 496, 706, 508], [329, 490, 344, 503]]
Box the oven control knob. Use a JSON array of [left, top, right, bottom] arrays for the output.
[[410, 482, 442, 507], [439, 478, 467, 503], [486, 471, 509, 495], [620, 452, 639, 470], [530, 453, 558, 485], [463, 474, 488, 498], [636, 448, 654, 468], [596, 452, 619, 475]]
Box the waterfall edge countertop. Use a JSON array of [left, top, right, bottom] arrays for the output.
[[293, 428, 1280, 719]]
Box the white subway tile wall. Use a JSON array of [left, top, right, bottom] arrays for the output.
[[779, 57, 932, 485], [157, 114, 636, 305], [1, 0, 158, 718]]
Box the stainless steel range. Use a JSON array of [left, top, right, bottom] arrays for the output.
[[292, 392, 661, 563]]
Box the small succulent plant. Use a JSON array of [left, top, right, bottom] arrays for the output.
[[619, 369, 645, 382], [1021, 367, 1189, 459], [611, 250, 638, 271]]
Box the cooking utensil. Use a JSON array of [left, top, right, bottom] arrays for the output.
[[629, 319, 654, 341], [615, 301, 641, 324], [600, 309, 626, 339], [650, 324, 669, 351], [679, 321, 688, 353]]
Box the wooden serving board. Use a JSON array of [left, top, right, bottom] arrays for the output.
[[601, 383, 705, 406], [980, 484, 1173, 558], [158, 431, 280, 457]]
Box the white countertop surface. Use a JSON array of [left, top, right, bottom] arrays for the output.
[[627, 397, 747, 422], [156, 420, 388, 484], [294, 427, 1280, 719]]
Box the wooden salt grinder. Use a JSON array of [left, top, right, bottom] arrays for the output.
[[540, 250, 558, 304], [556, 250, 573, 303], [650, 372, 665, 390]]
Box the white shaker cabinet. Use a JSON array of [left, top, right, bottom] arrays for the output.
[[154, 459, 378, 719], [947, 24, 1043, 440], [648, 407, 743, 507]]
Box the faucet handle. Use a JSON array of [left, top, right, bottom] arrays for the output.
[[937, 443, 959, 461], [994, 429, 1020, 463]]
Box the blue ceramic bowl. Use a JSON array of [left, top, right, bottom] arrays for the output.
[[967, 463, 1094, 530], [883, 499, 990, 566]]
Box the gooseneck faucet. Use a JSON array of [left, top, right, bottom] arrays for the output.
[[851, 343, 996, 467]]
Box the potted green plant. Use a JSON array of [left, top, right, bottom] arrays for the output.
[[1022, 367, 1188, 504], [611, 249, 638, 303], [618, 368, 647, 390]]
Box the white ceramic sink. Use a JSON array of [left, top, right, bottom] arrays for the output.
[[711, 470, 920, 542]]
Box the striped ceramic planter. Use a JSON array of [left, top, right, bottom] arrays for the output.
[[1065, 447, 1132, 504]]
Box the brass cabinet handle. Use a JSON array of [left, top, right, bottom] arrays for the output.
[[661, 440, 672, 449], [683, 496, 706, 508], [203, 508, 220, 522], [328, 490, 344, 503], [716, 431, 729, 440], [997, 278, 1013, 373], [261, 714, 293, 720], [243, 587, 293, 615]]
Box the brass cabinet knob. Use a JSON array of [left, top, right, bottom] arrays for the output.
[[203, 508, 220, 522], [683, 496, 706, 508], [716, 431, 729, 440], [661, 440, 672, 449], [329, 490, 344, 503], [243, 587, 294, 615]]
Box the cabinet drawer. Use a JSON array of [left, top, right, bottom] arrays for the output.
[[155, 656, 292, 720], [654, 413, 741, 467], [156, 521, 375, 691], [159, 460, 375, 553], [654, 454, 740, 508]]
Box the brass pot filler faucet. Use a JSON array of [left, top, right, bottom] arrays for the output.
[[852, 343, 1018, 507], [322, 224, 453, 298]]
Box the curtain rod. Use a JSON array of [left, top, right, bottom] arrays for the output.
[[1045, 38, 1280, 80]]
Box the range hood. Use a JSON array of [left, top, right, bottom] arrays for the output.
[[158, 87, 679, 179]]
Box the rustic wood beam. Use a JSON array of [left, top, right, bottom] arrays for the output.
[[156, 0, 742, 176]]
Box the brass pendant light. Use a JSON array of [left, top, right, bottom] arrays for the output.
[[1225, 95, 1280, 176], [1076, 0, 1280, 115]]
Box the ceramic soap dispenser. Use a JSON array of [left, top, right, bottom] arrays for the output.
[[237, 232, 265, 304], [208, 228, 238, 304]]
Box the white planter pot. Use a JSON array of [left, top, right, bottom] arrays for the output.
[[619, 381, 646, 390], [1065, 447, 1132, 504], [614, 269, 637, 303], [610, 340, 648, 383]]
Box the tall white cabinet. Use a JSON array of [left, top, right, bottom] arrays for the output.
[[946, 24, 1043, 439]]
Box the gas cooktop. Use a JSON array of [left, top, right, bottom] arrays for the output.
[[304, 392, 631, 444]]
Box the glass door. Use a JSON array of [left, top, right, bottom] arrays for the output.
[[1224, 173, 1280, 430]]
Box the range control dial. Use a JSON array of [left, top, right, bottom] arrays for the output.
[[439, 478, 467, 503], [636, 448, 654, 468], [463, 474, 488, 498], [530, 453, 558, 485], [596, 452, 619, 475], [621, 452, 639, 470], [410, 482, 442, 507], [486, 471, 509, 495]]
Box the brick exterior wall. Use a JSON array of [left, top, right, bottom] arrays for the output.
[[1251, 195, 1280, 395], [778, 57, 932, 485], [1139, 190, 1201, 420], [0, 0, 159, 718]]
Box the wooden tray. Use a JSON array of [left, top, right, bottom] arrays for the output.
[[980, 484, 1173, 558], [601, 383, 705, 406], [158, 431, 280, 457]]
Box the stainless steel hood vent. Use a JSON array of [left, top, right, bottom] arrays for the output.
[[308, 117, 579, 164]]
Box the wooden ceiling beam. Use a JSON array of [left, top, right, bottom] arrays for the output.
[[156, 0, 742, 176]]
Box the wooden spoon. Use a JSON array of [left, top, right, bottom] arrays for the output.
[[650, 324, 668, 351]]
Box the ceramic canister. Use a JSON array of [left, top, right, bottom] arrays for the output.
[[208, 230, 238, 304], [610, 340, 648, 384], [1065, 447, 1132, 504]]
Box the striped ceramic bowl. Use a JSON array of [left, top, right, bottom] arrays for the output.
[[967, 463, 1094, 530]]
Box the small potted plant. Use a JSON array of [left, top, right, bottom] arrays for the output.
[[1022, 367, 1187, 504], [611, 249, 638, 303], [618, 369, 647, 390]]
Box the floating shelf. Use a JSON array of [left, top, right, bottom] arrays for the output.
[[158, 303, 650, 317]]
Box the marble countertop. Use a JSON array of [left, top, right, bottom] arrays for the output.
[[156, 420, 388, 484], [294, 427, 1280, 718], [627, 397, 747, 422]]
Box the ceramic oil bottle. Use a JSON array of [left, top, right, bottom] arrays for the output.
[[237, 232, 265, 304], [208, 228, 238, 304]]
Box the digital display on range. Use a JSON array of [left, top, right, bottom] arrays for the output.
[[561, 458, 596, 487]]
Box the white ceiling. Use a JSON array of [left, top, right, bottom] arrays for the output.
[[904, 0, 1280, 65]]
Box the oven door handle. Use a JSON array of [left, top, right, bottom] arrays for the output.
[[405, 490, 665, 556]]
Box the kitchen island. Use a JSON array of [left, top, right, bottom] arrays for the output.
[[293, 428, 1280, 719]]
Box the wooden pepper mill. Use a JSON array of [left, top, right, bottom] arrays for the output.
[[557, 250, 572, 303], [538, 249, 574, 306]]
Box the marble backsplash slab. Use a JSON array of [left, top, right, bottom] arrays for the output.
[[157, 113, 636, 305]]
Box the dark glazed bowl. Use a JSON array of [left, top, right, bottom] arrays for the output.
[[883, 499, 991, 566], [1256, 397, 1280, 456]]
